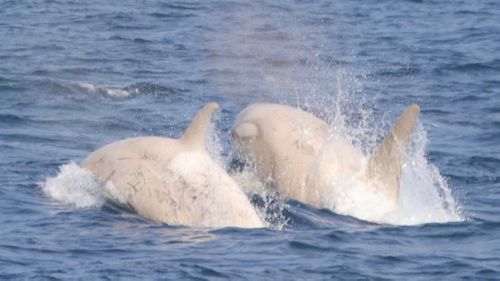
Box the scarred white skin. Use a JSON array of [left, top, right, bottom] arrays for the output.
[[231, 103, 420, 223], [82, 103, 264, 228]]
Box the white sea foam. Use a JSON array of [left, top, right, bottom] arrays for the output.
[[40, 161, 129, 209], [40, 162, 105, 208]]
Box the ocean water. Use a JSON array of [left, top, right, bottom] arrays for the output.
[[1, 0, 499, 279]]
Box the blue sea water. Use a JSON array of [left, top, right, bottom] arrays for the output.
[[1, 0, 499, 279]]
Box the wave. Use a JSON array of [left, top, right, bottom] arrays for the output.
[[73, 81, 183, 98], [0, 113, 26, 125], [73, 82, 132, 97], [434, 60, 500, 75], [367, 63, 421, 79], [28, 79, 183, 98]]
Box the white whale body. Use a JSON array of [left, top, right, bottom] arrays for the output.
[[231, 103, 420, 223], [82, 103, 264, 228]]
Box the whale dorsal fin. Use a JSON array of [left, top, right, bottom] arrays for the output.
[[180, 102, 220, 150], [366, 104, 420, 201]]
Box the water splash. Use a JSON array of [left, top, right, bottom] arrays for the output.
[[40, 162, 105, 208], [292, 62, 463, 225], [252, 192, 290, 230], [230, 169, 290, 230], [205, 113, 225, 168], [205, 111, 287, 229], [39, 162, 128, 209], [388, 124, 463, 225]]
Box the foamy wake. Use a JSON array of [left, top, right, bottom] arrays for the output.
[[40, 162, 127, 209], [40, 162, 104, 208]]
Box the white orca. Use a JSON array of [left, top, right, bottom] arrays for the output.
[[82, 103, 264, 228], [231, 103, 420, 223]]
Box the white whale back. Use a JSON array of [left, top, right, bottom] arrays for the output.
[[82, 103, 264, 228]]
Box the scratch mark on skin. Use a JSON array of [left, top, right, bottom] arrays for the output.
[[128, 168, 146, 193], [127, 182, 138, 192], [155, 189, 168, 204], [131, 169, 145, 180], [95, 170, 116, 190], [103, 170, 116, 183], [117, 157, 131, 161], [162, 163, 169, 172], [177, 174, 192, 212], [142, 151, 159, 162]]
